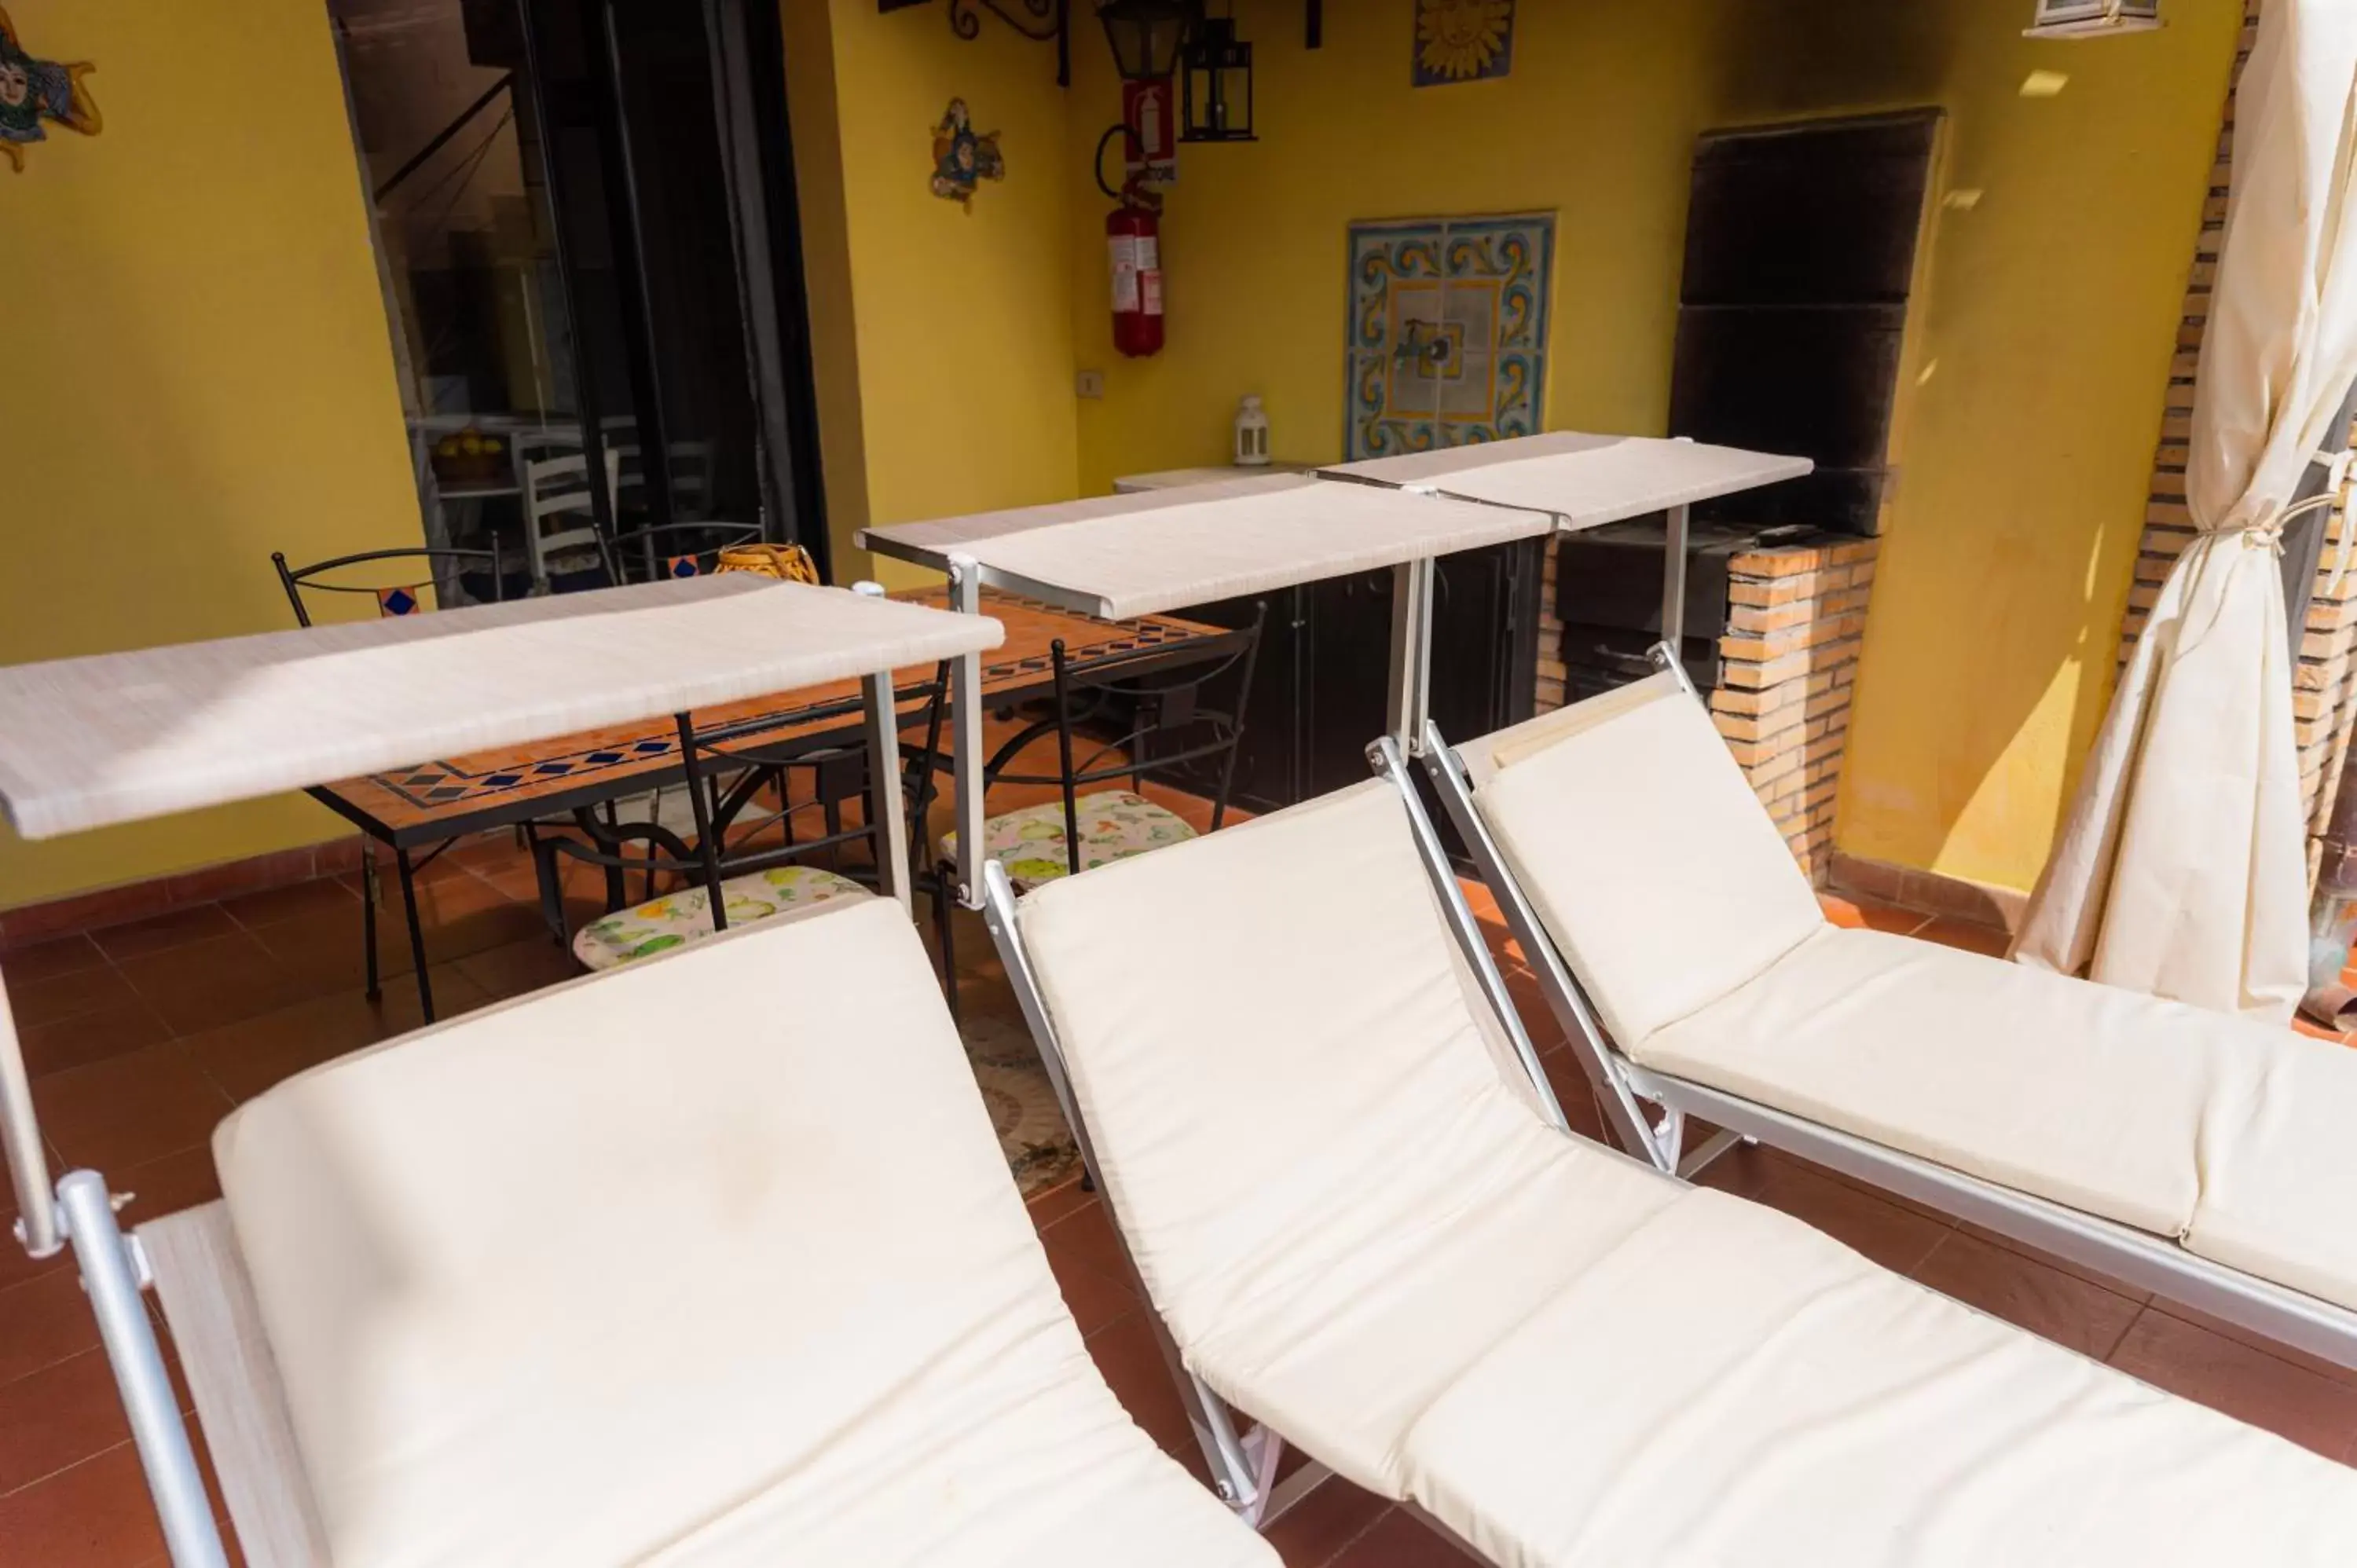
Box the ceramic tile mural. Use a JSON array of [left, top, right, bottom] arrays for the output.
[[1345, 212, 1554, 460]]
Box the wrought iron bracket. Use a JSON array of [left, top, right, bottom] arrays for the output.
[[881, 0, 1071, 86]]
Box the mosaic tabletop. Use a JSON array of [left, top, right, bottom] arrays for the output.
[[316, 589, 1226, 839]]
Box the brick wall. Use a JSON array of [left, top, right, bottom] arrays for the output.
[[1710, 537, 1878, 885], [2120, 0, 2357, 857]]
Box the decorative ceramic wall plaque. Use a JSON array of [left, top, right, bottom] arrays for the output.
[[1412, 0, 1514, 87], [1345, 211, 1554, 460], [0, 7, 100, 172], [929, 97, 1005, 211]]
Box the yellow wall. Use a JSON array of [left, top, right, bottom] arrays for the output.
[[790, 0, 1080, 585], [1060, 0, 2240, 893], [0, 0, 422, 908], [1740, 2, 2242, 892]]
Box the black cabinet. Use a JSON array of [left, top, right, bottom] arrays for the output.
[[1175, 538, 1542, 815]]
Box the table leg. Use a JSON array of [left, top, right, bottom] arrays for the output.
[[395, 848, 435, 1025], [361, 844, 381, 1003]]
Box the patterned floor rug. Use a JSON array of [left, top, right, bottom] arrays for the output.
[[959, 1006, 1083, 1196]]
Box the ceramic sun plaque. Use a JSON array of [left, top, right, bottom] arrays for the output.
[[1345, 211, 1554, 460], [1412, 0, 1514, 87]]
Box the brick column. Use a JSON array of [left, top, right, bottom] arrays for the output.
[[1709, 537, 1879, 885]]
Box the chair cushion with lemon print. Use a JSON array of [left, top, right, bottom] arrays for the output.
[[573, 864, 871, 971], [941, 790, 1197, 891]]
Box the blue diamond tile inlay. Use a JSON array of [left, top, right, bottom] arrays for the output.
[[586, 750, 624, 764], [482, 773, 521, 786], [634, 740, 671, 754], [533, 762, 574, 776]]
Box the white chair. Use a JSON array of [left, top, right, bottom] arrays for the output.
[[522, 447, 621, 590], [1420, 646, 2357, 1374], [982, 770, 2357, 1563]]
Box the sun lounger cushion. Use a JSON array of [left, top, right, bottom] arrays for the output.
[[1472, 673, 1827, 1046], [1020, 781, 1687, 1493], [1469, 679, 2357, 1314], [1016, 777, 2357, 1561], [1633, 926, 2247, 1239], [1409, 1186, 2357, 1567], [213, 897, 1274, 1568], [2185, 1035, 2357, 1313]]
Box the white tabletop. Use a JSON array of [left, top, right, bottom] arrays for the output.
[[860, 472, 1553, 621], [1325, 431, 1812, 530], [0, 577, 1002, 841]]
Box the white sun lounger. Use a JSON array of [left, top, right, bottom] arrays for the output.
[[0, 577, 1276, 1566], [982, 763, 2357, 1563], [1420, 646, 2357, 1376]]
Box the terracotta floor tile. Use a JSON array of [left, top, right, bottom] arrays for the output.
[[1950, 1219, 2154, 1306], [0, 1350, 137, 1494], [1083, 1310, 1196, 1461], [1327, 1505, 1480, 1566], [31, 1042, 233, 1171], [178, 991, 387, 1105], [114, 933, 324, 1039], [89, 904, 240, 964], [449, 936, 581, 1002], [218, 876, 359, 932], [2108, 1308, 2357, 1459], [0, 1269, 104, 1386], [0, 1442, 169, 1566], [112, 1146, 224, 1231], [1820, 896, 1931, 936], [1042, 1240, 1137, 1339], [1717, 1149, 1954, 1275], [1024, 1176, 1096, 1230], [2133, 1295, 2357, 1393], [1915, 914, 2011, 958], [1267, 1476, 1392, 1568], [8, 965, 141, 1031], [0, 1205, 68, 1295], [0, 934, 108, 987], [1041, 1197, 1142, 1288], [1909, 1229, 2143, 1360], [19, 995, 174, 1080]]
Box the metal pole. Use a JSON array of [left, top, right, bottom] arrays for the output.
[[58, 1172, 229, 1567], [949, 555, 989, 907], [0, 981, 55, 1257], [1387, 555, 1435, 754], [862, 669, 911, 913], [1370, 735, 1570, 1134], [517, 2, 622, 548], [592, 0, 679, 529], [1660, 501, 1691, 661]]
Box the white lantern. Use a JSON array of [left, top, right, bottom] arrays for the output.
[[1233, 394, 1271, 466], [2025, 1, 2161, 38]]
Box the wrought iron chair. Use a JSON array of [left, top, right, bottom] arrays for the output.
[[271, 546, 548, 1022], [930, 603, 1268, 1013], [607, 520, 765, 584], [536, 661, 955, 979]]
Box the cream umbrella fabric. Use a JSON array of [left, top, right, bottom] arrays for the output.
[[2015, 0, 2357, 1021]]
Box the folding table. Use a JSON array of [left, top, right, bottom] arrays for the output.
[[0, 574, 1001, 1566]]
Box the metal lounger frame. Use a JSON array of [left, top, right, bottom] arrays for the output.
[[976, 735, 1571, 1543], [1413, 641, 2357, 1376]]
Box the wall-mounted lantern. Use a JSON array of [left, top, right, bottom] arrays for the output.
[[1097, 0, 1193, 81], [1179, 13, 1255, 142]]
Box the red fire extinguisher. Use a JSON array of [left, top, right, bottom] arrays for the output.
[[1096, 116, 1167, 359], [1106, 198, 1164, 358]]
